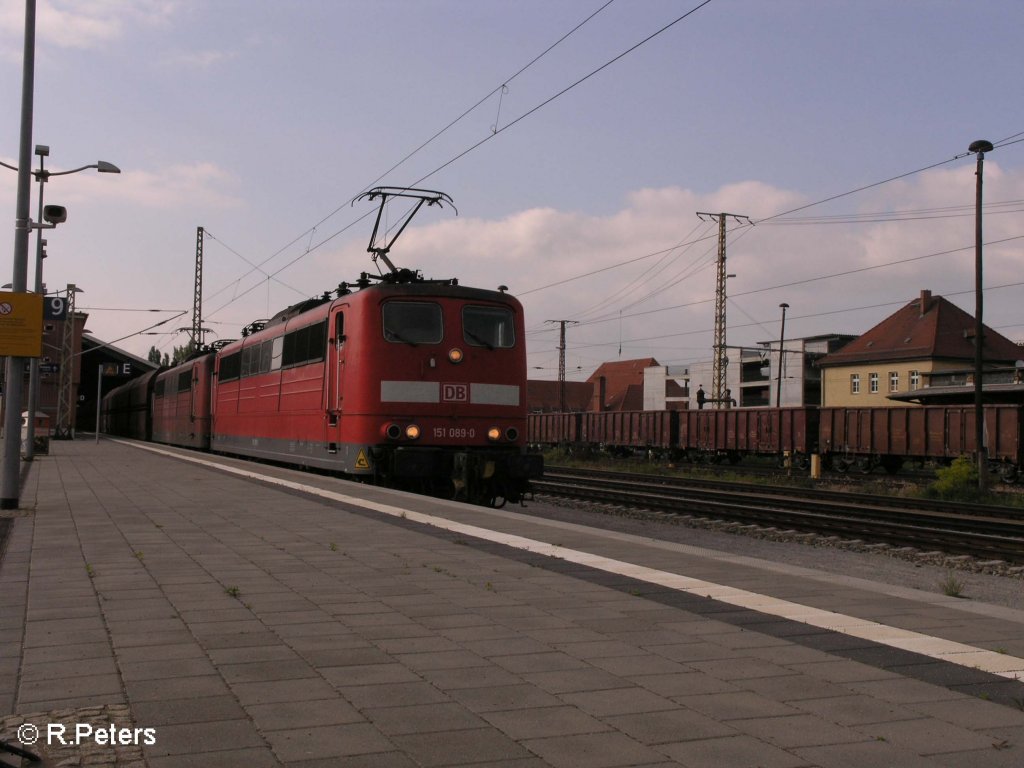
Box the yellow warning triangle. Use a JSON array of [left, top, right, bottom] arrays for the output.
[[355, 449, 370, 470]]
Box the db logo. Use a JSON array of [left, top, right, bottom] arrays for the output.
[[442, 383, 468, 402]]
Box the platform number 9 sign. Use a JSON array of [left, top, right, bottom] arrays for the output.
[[44, 296, 67, 320]]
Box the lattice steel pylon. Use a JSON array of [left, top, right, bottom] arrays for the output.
[[192, 226, 204, 349], [53, 284, 78, 439], [546, 319, 578, 412], [696, 212, 750, 407]]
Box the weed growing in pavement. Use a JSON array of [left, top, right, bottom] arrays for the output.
[[939, 571, 967, 598], [134, 551, 144, 561], [329, 542, 338, 552], [225, 585, 241, 599], [85, 563, 95, 578]]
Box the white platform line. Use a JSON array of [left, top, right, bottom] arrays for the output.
[[122, 441, 1024, 681]]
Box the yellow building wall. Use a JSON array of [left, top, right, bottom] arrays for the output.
[[820, 360, 967, 406]]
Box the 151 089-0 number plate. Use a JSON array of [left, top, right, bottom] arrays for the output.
[[433, 427, 476, 439]]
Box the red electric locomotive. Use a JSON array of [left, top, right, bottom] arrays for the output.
[[102, 188, 542, 505], [210, 270, 540, 504], [152, 352, 215, 450]]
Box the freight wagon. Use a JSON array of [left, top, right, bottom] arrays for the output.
[[529, 404, 1023, 480]]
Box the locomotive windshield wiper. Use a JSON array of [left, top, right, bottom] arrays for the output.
[[465, 330, 494, 350], [385, 328, 418, 346]]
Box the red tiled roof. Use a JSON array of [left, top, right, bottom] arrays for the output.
[[819, 290, 1023, 367], [586, 358, 659, 411]]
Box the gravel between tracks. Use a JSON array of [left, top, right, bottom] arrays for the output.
[[520, 494, 1024, 612]]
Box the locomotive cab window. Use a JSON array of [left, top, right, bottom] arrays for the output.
[[463, 306, 515, 349], [382, 301, 442, 345]]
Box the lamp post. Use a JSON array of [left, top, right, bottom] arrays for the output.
[[1, 147, 120, 458], [969, 139, 994, 493], [2, 0, 37, 510], [776, 302, 789, 408]]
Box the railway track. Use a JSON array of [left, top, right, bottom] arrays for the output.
[[534, 466, 1024, 565]]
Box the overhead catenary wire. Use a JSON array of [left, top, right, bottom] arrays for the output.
[[519, 135, 1022, 303], [200, 0, 627, 322], [523, 232, 1024, 339], [561, 279, 1024, 357]]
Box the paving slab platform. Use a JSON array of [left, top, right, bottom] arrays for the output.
[[2, 439, 1024, 767]]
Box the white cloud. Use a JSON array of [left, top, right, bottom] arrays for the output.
[[371, 167, 1024, 378], [0, 0, 175, 50], [78, 161, 241, 209]]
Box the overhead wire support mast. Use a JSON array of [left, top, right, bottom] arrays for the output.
[[696, 211, 751, 408], [193, 226, 204, 349], [355, 187, 456, 274], [546, 320, 578, 412]]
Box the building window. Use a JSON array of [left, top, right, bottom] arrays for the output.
[[910, 370, 921, 390], [850, 373, 860, 394], [869, 373, 879, 393], [889, 371, 899, 392]]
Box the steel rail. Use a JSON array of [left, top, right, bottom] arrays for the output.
[[536, 469, 1024, 563]]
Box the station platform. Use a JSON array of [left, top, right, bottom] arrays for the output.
[[2, 439, 1024, 767]]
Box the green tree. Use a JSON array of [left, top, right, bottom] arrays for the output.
[[147, 346, 162, 365], [171, 341, 196, 365]]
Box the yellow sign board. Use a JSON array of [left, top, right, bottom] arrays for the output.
[[355, 449, 371, 470], [0, 292, 44, 357]]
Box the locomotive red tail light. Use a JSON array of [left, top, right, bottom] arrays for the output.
[[405, 424, 421, 440], [486, 427, 501, 442], [385, 423, 402, 440], [505, 427, 519, 442], [448, 348, 464, 364]]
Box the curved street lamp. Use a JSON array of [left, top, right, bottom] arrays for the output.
[[1, 145, 120, 459], [969, 139, 994, 493], [776, 302, 789, 408]]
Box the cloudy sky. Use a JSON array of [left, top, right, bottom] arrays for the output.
[[0, 0, 1021, 379]]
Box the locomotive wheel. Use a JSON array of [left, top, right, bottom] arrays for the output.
[[833, 458, 850, 474], [999, 464, 1019, 484], [795, 453, 811, 471], [854, 456, 874, 474]]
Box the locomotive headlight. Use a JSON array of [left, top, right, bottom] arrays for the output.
[[448, 348, 464, 364], [487, 426, 501, 442], [405, 424, 421, 440], [385, 423, 402, 440], [505, 427, 519, 442]]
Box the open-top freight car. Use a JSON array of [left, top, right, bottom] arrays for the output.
[[819, 404, 1022, 480], [101, 369, 159, 441], [529, 404, 1023, 480], [529, 407, 816, 466], [681, 407, 818, 467]]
